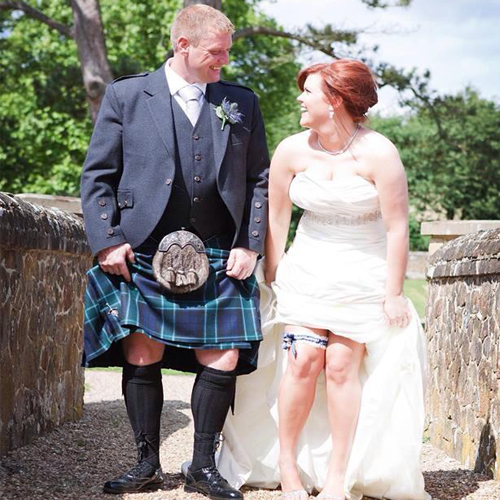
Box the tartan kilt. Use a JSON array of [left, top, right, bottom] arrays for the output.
[[82, 236, 262, 375]]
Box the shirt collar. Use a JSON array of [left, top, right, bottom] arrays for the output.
[[165, 59, 207, 97]]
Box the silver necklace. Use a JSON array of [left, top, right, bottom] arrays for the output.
[[317, 124, 360, 156]]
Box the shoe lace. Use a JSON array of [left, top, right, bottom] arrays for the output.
[[136, 435, 159, 464], [127, 460, 154, 477], [204, 465, 225, 483], [213, 432, 225, 453]]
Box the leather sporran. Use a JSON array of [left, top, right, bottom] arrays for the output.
[[152, 230, 209, 294]]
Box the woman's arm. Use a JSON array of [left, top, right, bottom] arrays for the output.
[[371, 137, 412, 328], [264, 140, 296, 284]]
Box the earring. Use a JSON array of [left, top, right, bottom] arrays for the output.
[[329, 107, 334, 118]]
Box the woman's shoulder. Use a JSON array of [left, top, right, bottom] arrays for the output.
[[275, 130, 310, 156], [278, 130, 310, 148], [359, 127, 400, 159], [271, 131, 310, 173]]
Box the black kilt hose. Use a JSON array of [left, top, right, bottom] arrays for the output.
[[83, 236, 262, 375]]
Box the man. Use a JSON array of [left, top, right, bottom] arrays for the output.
[[80, 5, 269, 499]]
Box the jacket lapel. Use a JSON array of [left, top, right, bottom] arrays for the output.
[[208, 83, 230, 176], [144, 64, 176, 157]]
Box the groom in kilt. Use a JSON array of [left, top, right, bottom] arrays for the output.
[[80, 5, 269, 499]]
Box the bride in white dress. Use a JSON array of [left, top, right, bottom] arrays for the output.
[[218, 59, 430, 500]]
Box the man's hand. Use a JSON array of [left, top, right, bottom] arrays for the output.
[[97, 243, 135, 282], [226, 247, 258, 280]]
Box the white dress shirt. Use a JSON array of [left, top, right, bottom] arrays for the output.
[[164, 59, 206, 115]]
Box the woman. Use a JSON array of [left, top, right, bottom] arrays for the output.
[[218, 60, 430, 500]]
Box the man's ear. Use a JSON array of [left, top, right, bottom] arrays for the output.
[[177, 36, 190, 55]]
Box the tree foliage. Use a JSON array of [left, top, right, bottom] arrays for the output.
[[371, 88, 500, 221], [0, 0, 301, 195]]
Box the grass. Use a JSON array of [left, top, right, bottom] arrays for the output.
[[404, 279, 427, 320]]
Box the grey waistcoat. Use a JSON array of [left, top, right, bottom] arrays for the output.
[[151, 95, 233, 242]]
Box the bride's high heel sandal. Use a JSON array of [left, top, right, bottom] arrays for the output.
[[282, 489, 309, 499], [316, 494, 344, 500]]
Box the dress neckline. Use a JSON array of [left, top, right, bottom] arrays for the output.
[[295, 169, 375, 187]]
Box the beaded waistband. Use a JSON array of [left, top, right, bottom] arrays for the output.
[[302, 209, 382, 226]]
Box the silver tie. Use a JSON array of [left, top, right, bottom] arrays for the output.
[[178, 85, 203, 126]]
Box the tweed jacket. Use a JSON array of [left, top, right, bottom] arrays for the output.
[[80, 64, 269, 256]]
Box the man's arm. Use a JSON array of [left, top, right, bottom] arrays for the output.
[[80, 83, 127, 256], [227, 93, 269, 280]]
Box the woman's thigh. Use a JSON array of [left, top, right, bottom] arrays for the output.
[[283, 325, 329, 378]]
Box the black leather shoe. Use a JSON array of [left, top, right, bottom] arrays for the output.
[[103, 461, 163, 494], [184, 466, 243, 499]]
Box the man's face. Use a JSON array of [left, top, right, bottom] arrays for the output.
[[186, 31, 232, 83]]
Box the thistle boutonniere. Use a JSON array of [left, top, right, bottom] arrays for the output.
[[215, 97, 244, 130]]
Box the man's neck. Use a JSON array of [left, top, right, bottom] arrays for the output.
[[170, 56, 197, 84]]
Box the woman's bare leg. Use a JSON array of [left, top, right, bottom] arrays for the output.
[[278, 325, 327, 493], [321, 334, 365, 499]]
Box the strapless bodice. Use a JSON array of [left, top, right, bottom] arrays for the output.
[[289, 170, 384, 242], [289, 170, 380, 218]]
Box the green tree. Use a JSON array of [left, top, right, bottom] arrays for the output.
[[371, 88, 500, 241], [0, 0, 421, 196], [0, 0, 301, 195]]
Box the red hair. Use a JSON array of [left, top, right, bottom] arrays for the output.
[[297, 59, 378, 122]]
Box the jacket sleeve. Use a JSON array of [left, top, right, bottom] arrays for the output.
[[234, 93, 270, 255], [80, 83, 127, 256]]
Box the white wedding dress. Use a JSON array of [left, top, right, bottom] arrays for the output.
[[218, 170, 431, 500]]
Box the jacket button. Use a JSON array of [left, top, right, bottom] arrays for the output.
[[251, 230, 259, 237], [101, 213, 108, 220], [99, 200, 106, 206], [190, 217, 197, 223], [194, 154, 202, 161], [194, 175, 201, 182], [254, 202, 262, 209], [193, 197, 201, 203], [193, 135, 200, 141], [165, 178, 172, 185], [254, 217, 261, 223], [107, 228, 114, 235]]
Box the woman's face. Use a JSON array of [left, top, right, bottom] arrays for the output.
[[297, 73, 331, 129]]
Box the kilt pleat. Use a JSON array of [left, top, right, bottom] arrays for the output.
[[82, 237, 262, 374]]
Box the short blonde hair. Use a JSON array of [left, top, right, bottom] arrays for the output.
[[170, 5, 235, 50]]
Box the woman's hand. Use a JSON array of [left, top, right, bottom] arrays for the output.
[[264, 266, 277, 286], [383, 294, 412, 328]]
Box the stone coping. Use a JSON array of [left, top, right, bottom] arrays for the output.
[[0, 192, 90, 255], [421, 220, 500, 236], [427, 227, 500, 279], [16, 193, 82, 215]]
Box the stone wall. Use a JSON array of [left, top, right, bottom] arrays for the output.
[[426, 227, 500, 479], [0, 192, 92, 457]]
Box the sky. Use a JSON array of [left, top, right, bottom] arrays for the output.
[[259, 0, 499, 114]]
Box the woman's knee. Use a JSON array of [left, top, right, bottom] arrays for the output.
[[325, 357, 354, 385], [325, 337, 364, 385], [287, 348, 324, 381]]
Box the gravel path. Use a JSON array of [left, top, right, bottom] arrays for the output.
[[1, 370, 499, 500]]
